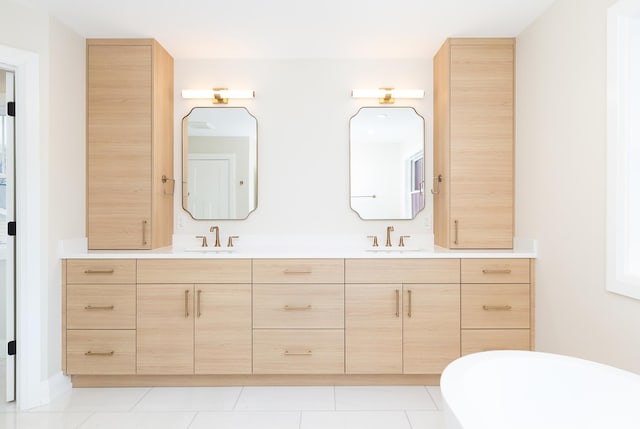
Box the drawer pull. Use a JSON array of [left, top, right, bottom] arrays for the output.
[[84, 351, 114, 356], [482, 269, 512, 274], [197, 289, 202, 318], [284, 350, 313, 356], [395, 289, 400, 318], [283, 269, 312, 274], [84, 305, 114, 311], [407, 289, 412, 318], [482, 305, 512, 311], [83, 269, 114, 274], [185, 289, 190, 318], [284, 305, 312, 311]]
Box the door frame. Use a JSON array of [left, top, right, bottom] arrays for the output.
[[0, 44, 45, 410]]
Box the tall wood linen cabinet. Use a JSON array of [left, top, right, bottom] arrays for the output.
[[87, 39, 174, 250], [433, 38, 515, 249]]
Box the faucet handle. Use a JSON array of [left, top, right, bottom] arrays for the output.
[[367, 235, 379, 247], [398, 235, 411, 247], [227, 235, 239, 248], [195, 235, 208, 247]]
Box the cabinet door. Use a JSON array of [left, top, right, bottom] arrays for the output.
[[345, 284, 402, 374], [137, 284, 193, 374], [194, 284, 252, 374], [449, 41, 514, 248], [403, 284, 460, 374], [87, 44, 152, 249]]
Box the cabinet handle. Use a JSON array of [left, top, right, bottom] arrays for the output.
[[284, 350, 313, 356], [197, 289, 202, 318], [482, 305, 512, 311], [482, 269, 512, 274], [430, 174, 442, 195], [283, 269, 312, 274], [454, 220, 459, 245], [142, 220, 148, 246], [84, 269, 114, 274], [84, 305, 114, 311], [284, 305, 312, 311], [407, 289, 412, 318], [85, 351, 114, 356], [395, 289, 400, 318], [185, 289, 190, 318]]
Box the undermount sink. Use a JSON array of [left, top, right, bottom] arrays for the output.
[[183, 247, 235, 253]]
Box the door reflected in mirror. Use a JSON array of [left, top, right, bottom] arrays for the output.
[[182, 107, 257, 220], [350, 107, 425, 220]]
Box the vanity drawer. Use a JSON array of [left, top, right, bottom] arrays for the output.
[[345, 259, 460, 284], [253, 329, 344, 374], [253, 284, 344, 329], [461, 329, 531, 355], [67, 259, 136, 284], [67, 284, 136, 329], [66, 330, 136, 375], [461, 284, 530, 329], [461, 259, 530, 283], [137, 259, 251, 283], [253, 259, 344, 284]]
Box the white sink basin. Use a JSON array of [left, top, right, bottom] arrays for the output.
[[183, 247, 235, 253]]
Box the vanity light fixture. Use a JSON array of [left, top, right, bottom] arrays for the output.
[[181, 88, 255, 104], [351, 88, 424, 104]]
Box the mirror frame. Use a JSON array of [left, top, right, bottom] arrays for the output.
[[182, 106, 258, 220], [349, 106, 426, 220]]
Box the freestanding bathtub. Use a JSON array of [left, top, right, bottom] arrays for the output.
[[441, 350, 640, 429]]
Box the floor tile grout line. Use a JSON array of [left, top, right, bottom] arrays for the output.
[[75, 411, 96, 429], [424, 385, 440, 410], [185, 410, 199, 429], [404, 409, 414, 429], [333, 385, 337, 411], [231, 386, 244, 411], [298, 410, 303, 429], [130, 387, 154, 412]]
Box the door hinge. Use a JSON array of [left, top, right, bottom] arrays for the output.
[[7, 101, 15, 117], [8, 221, 16, 236], [8, 340, 16, 356]]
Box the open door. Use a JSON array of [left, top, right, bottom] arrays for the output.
[[1, 68, 16, 403]]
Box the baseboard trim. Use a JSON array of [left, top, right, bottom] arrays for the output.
[[41, 372, 72, 404], [71, 374, 440, 387]]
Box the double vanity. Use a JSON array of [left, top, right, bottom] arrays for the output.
[[61, 244, 535, 387]]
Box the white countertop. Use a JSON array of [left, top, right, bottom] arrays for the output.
[[59, 236, 536, 259]]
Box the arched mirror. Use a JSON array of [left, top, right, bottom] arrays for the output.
[[182, 107, 258, 219], [350, 107, 425, 219]]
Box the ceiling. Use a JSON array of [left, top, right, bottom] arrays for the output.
[[16, 0, 556, 59]]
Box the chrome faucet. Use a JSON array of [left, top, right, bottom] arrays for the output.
[[385, 226, 394, 247], [209, 226, 221, 247]]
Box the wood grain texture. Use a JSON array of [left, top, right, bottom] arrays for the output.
[[137, 259, 251, 283], [67, 259, 136, 284], [62, 260, 67, 374], [345, 284, 402, 374], [67, 284, 136, 329], [403, 284, 460, 374], [461, 329, 530, 355], [253, 329, 344, 374], [253, 283, 344, 329], [345, 259, 460, 284], [137, 284, 194, 374], [461, 258, 530, 283], [66, 330, 136, 375], [195, 284, 252, 374], [530, 259, 536, 350], [433, 39, 451, 248], [461, 283, 530, 329], [253, 259, 344, 283]]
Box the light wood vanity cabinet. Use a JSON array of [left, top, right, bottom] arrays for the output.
[[433, 38, 515, 249], [345, 259, 461, 375], [86, 39, 173, 250]]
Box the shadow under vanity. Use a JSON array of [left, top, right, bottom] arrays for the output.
[[64, 37, 533, 387]]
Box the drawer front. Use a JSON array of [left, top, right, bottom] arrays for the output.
[[67, 284, 136, 329], [137, 259, 251, 283], [461, 329, 531, 355], [66, 330, 136, 375], [253, 284, 344, 329], [253, 259, 344, 283], [253, 329, 344, 374], [461, 259, 530, 283], [345, 259, 460, 283], [67, 259, 136, 284], [462, 284, 530, 328]]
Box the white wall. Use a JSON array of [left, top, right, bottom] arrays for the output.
[[516, 0, 640, 372], [174, 59, 433, 239]]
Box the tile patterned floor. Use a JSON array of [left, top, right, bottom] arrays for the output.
[[0, 385, 446, 428]]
